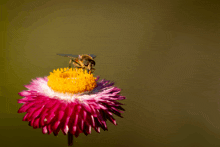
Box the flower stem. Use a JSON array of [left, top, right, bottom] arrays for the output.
[[68, 132, 73, 146]]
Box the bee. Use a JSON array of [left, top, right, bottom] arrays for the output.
[[57, 54, 96, 73]]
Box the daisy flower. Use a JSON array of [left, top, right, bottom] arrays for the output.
[[18, 67, 126, 146]]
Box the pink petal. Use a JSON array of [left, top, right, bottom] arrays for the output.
[[65, 104, 74, 117], [18, 91, 31, 97], [18, 97, 35, 103], [98, 104, 107, 110], [114, 106, 125, 111], [94, 127, 100, 133], [70, 126, 77, 135], [74, 128, 80, 138], [48, 102, 60, 114], [90, 105, 97, 117], [33, 117, 40, 128], [95, 76, 100, 81], [80, 120, 84, 131], [47, 124, 52, 134], [63, 116, 70, 130], [111, 106, 123, 113], [73, 114, 78, 126], [82, 103, 92, 113], [54, 124, 61, 135], [53, 129, 60, 136], [109, 107, 123, 118], [44, 100, 57, 108], [30, 106, 44, 120], [83, 123, 92, 135], [62, 125, 69, 135], [91, 115, 95, 127], [52, 121, 60, 130], [18, 76, 126, 137], [39, 108, 49, 126], [59, 102, 68, 111], [42, 126, 48, 134], [83, 110, 87, 120], [107, 114, 117, 125], [57, 110, 65, 121], [22, 113, 29, 121], [76, 105, 81, 113], [45, 113, 55, 124], [17, 103, 35, 113], [30, 119, 34, 126], [26, 110, 36, 121], [97, 113, 107, 131]]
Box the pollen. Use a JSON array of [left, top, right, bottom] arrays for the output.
[[47, 68, 97, 94]]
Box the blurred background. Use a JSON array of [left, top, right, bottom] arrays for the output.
[[1, 0, 220, 146]]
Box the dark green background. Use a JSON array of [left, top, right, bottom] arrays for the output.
[[1, 0, 220, 146]]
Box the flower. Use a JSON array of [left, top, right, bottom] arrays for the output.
[[18, 68, 125, 139]]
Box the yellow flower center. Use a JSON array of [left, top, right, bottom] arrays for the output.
[[47, 68, 97, 94]]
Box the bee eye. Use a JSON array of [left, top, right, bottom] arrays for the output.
[[90, 60, 95, 65]]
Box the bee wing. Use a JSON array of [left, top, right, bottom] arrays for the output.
[[57, 54, 79, 58], [89, 54, 96, 59]]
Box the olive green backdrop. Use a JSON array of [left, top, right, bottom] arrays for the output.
[[1, 0, 220, 147]]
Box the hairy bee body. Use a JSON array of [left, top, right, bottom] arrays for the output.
[[57, 54, 96, 73]]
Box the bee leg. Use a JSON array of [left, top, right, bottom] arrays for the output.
[[91, 68, 95, 73], [72, 62, 81, 68], [69, 59, 72, 68], [78, 60, 85, 67]]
